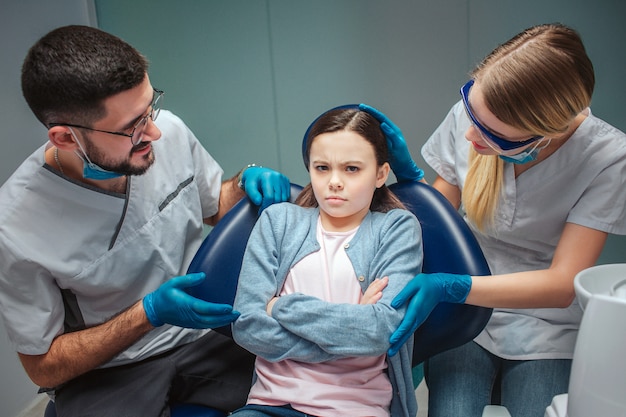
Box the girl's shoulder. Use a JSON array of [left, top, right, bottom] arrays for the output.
[[261, 202, 317, 224], [264, 202, 313, 214], [369, 208, 420, 228]]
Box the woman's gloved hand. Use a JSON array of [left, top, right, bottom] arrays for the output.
[[240, 166, 291, 212], [387, 272, 472, 356], [143, 272, 240, 329], [359, 103, 424, 182]]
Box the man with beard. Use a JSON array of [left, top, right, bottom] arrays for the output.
[[0, 25, 291, 416]]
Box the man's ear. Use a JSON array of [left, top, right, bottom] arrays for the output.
[[48, 126, 78, 151]]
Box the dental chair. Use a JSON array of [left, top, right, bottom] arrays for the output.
[[46, 181, 492, 417], [482, 263, 626, 417]]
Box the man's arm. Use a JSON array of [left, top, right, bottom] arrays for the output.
[[18, 300, 152, 388], [204, 175, 244, 227], [19, 271, 239, 388], [205, 165, 291, 226]]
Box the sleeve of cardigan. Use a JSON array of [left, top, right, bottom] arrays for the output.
[[231, 206, 342, 363]]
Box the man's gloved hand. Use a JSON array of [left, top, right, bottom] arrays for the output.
[[387, 272, 472, 356], [143, 272, 240, 329], [359, 103, 424, 182], [241, 166, 291, 212]]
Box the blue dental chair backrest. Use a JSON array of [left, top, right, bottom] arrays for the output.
[[187, 181, 492, 364]]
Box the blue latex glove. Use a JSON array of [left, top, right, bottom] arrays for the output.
[[359, 103, 424, 182], [241, 166, 291, 212], [388, 272, 472, 356], [143, 272, 240, 329]]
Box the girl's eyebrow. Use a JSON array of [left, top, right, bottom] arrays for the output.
[[311, 159, 365, 165]]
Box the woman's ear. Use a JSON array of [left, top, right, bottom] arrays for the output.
[[48, 126, 78, 151], [376, 162, 391, 188]]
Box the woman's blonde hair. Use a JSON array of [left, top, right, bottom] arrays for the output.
[[463, 23, 594, 230]]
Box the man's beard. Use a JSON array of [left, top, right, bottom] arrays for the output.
[[85, 140, 155, 176]]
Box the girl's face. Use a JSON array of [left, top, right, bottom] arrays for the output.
[[309, 130, 389, 232]]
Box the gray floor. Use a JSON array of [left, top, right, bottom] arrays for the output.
[[19, 382, 429, 417]]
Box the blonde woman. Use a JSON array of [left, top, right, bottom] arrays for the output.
[[363, 23, 626, 417]]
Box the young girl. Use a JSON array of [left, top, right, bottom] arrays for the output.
[[231, 105, 423, 417]]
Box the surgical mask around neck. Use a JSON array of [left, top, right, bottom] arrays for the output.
[[69, 128, 125, 180], [499, 138, 551, 165]]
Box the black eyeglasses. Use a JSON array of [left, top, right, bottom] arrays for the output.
[[50, 88, 164, 146]]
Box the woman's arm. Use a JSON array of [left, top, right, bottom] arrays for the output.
[[431, 175, 461, 210], [430, 175, 607, 308], [467, 222, 606, 308]]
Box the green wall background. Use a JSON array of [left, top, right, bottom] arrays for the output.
[[95, 0, 626, 263]]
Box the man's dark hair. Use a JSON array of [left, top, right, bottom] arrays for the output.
[[21, 25, 149, 126]]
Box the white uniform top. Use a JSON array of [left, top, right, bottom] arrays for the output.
[[0, 110, 223, 367], [422, 101, 626, 360]]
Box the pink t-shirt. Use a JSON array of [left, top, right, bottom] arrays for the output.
[[247, 218, 392, 417]]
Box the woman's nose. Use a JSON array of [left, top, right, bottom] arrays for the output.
[[465, 125, 482, 143]]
